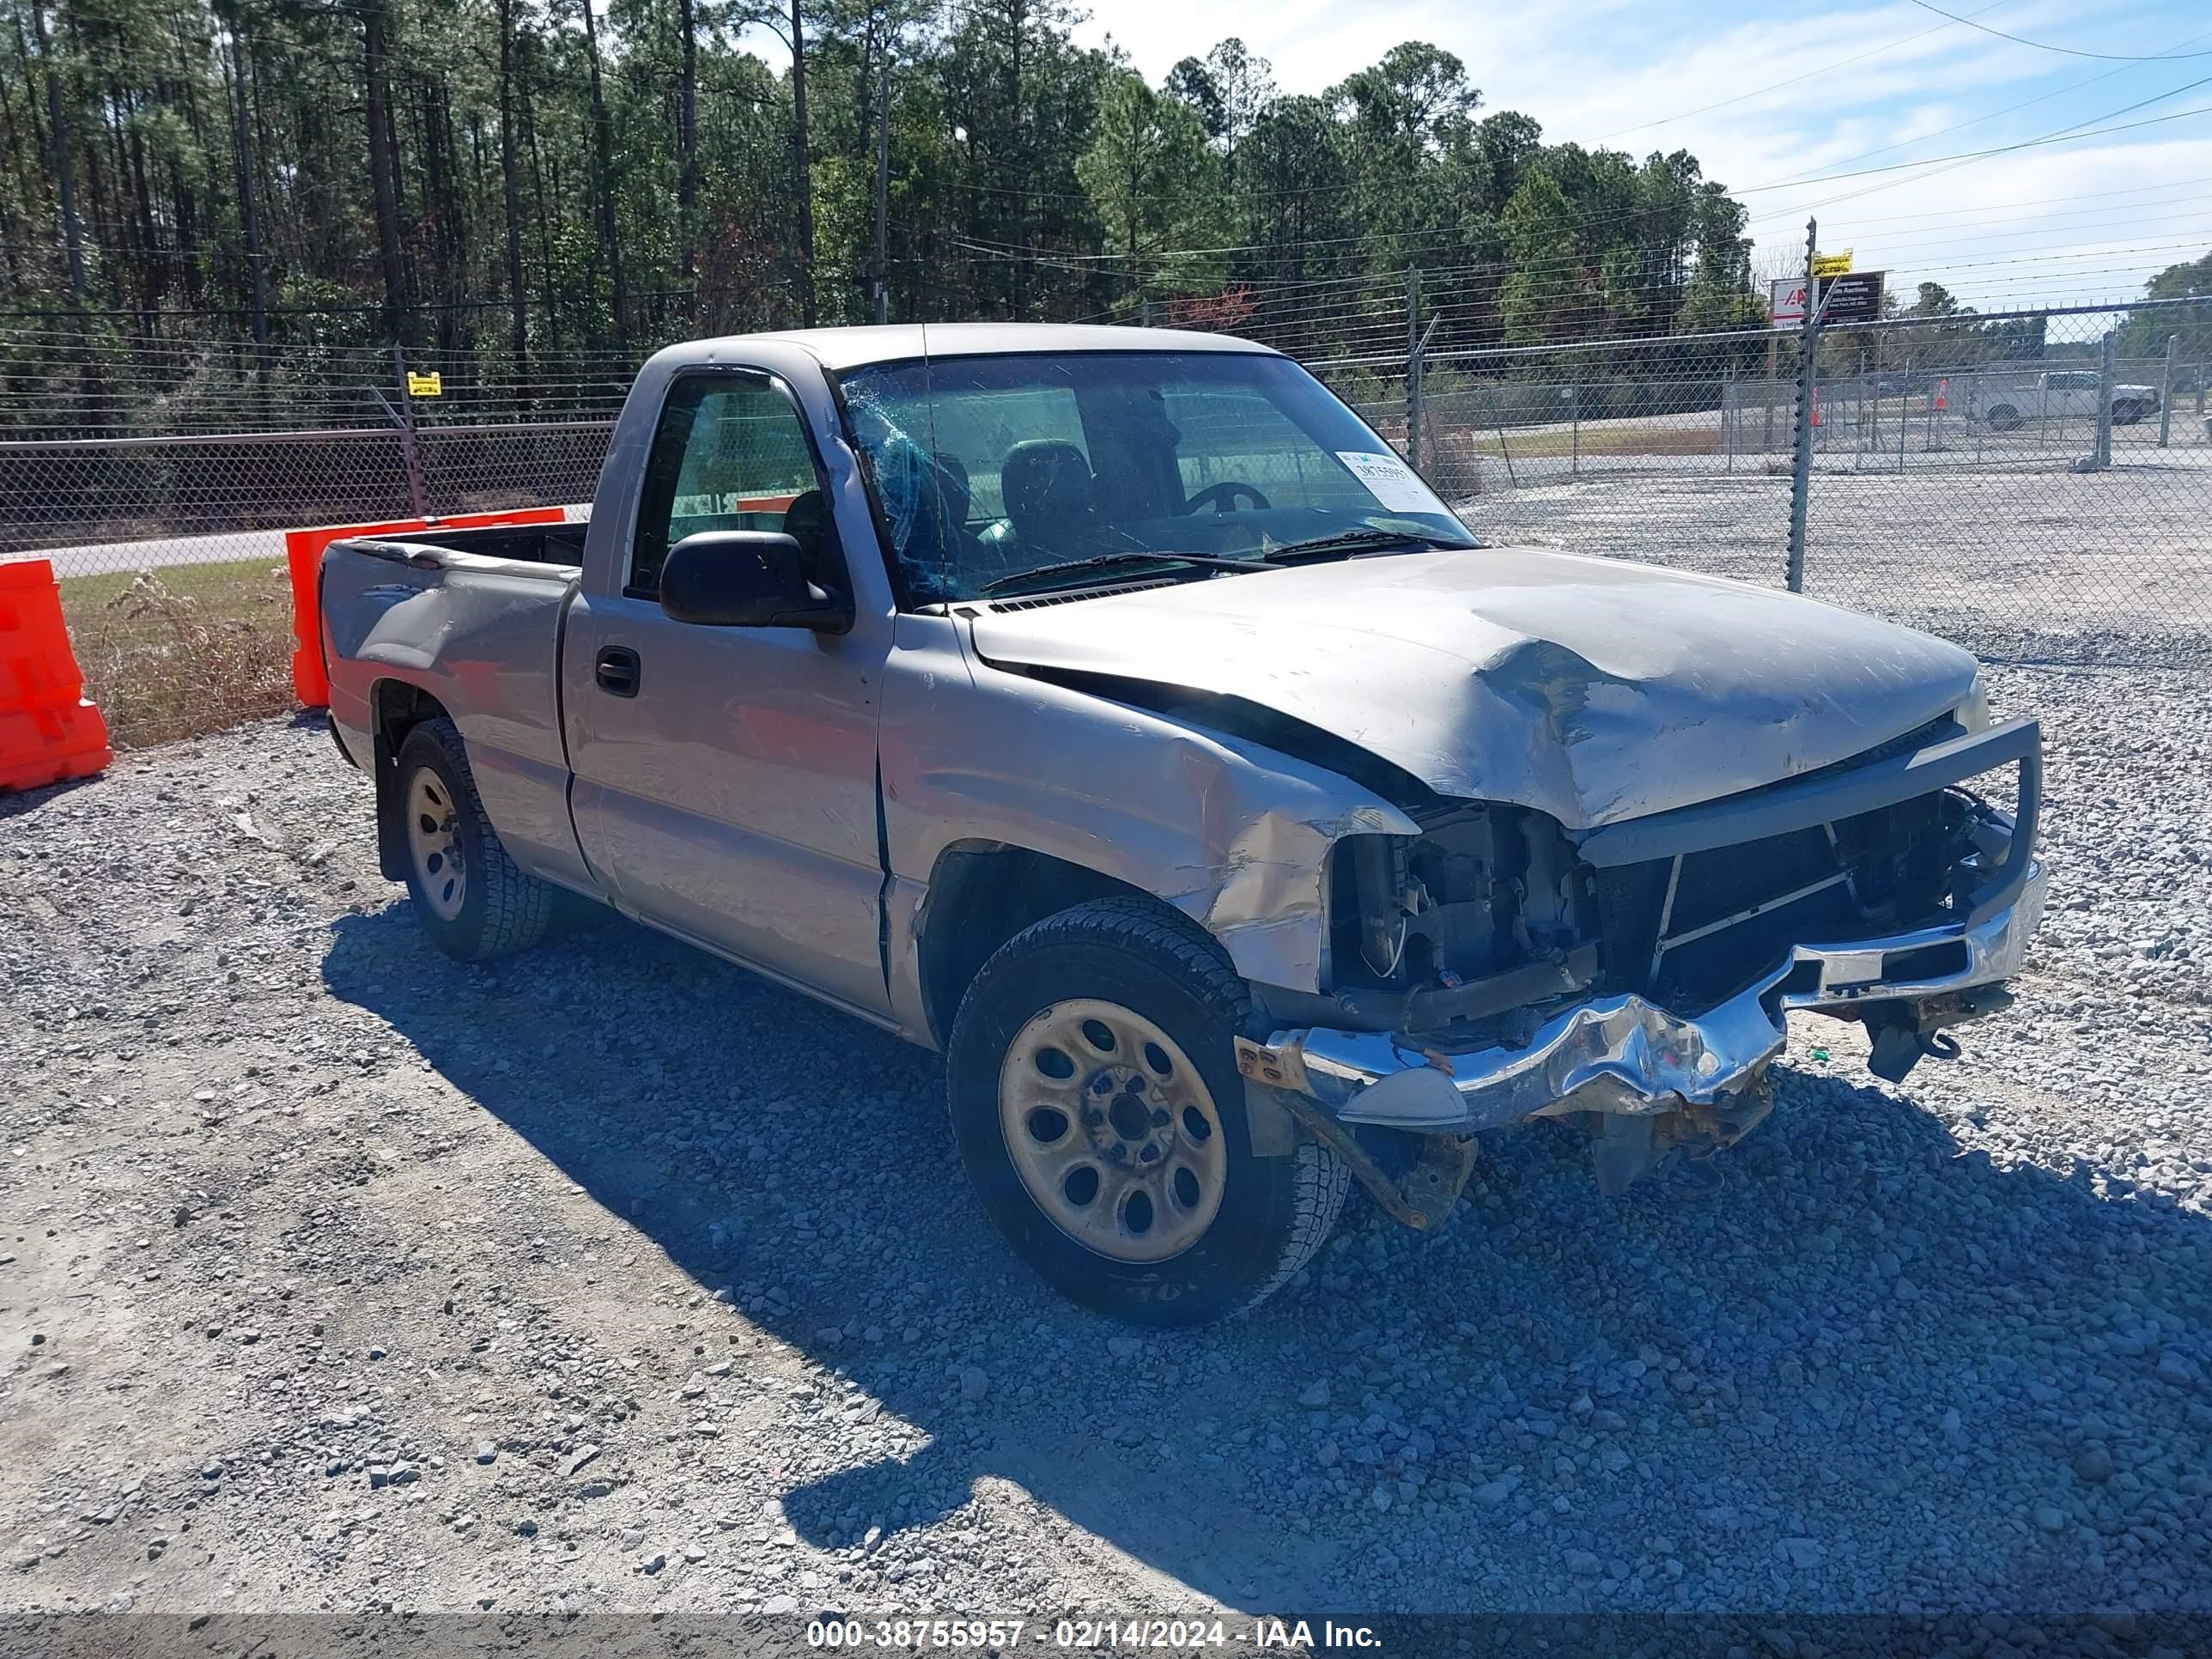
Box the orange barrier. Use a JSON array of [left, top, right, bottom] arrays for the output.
[[285, 507, 566, 708], [0, 558, 112, 792]]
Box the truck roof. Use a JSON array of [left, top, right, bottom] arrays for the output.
[[655, 322, 1283, 373]]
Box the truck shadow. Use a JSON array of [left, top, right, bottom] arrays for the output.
[[323, 902, 2212, 1614]]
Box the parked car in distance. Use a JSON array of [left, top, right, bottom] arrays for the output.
[[1979, 368, 2160, 430], [319, 324, 2045, 1326]]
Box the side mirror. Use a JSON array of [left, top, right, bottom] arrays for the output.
[[658, 531, 852, 633]]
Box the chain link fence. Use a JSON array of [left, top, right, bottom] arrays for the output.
[[0, 324, 617, 745], [4, 295, 2210, 748], [1330, 295, 2212, 666]]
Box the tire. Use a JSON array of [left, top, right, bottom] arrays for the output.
[[392, 717, 556, 962], [1986, 404, 2022, 432], [947, 896, 1348, 1326]]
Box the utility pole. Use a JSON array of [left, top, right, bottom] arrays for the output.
[[872, 56, 890, 326]]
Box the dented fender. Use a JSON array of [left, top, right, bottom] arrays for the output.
[[879, 612, 1416, 999]]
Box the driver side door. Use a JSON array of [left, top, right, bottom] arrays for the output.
[[562, 368, 892, 1018]]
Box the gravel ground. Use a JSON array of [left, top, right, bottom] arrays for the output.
[[3, 663, 2209, 1632], [1456, 464, 2212, 670]]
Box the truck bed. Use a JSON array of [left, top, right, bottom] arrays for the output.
[[321, 525, 591, 895], [337, 519, 588, 570]]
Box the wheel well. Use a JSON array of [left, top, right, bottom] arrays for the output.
[[916, 843, 1164, 1046], [369, 682, 452, 882], [373, 679, 450, 757]]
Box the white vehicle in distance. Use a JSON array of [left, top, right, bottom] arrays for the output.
[[1978, 368, 2160, 432]]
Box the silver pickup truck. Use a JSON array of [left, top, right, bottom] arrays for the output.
[[320, 323, 2045, 1326]]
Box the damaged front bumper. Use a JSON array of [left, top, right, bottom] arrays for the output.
[[1234, 860, 2044, 1135], [1235, 714, 2047, 1137]]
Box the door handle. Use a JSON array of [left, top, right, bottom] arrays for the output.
[[595, 646, 641, 697]]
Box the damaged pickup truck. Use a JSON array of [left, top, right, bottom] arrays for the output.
[[319, 324, 2045, 1326]]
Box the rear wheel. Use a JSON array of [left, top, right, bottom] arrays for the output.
[[947, 897, 1347, 1326], [392, 717, 557, 961], [1986, 404, 2022, 431]]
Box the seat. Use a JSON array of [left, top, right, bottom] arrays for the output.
[[990, 440, 1095, 553]]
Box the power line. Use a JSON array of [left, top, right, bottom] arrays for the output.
[[1903, 0, 2212, 62], [1789, 25, 2212, 179]]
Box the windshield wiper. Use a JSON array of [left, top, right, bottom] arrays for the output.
[[1261, 528, 1480, 561], [976, 550, 1276, 597]]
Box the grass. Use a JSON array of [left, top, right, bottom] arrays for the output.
[[56, 556, 297, 749], [1472, 423, 1724, 461]]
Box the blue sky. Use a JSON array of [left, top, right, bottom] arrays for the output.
[[1073, 0, 2212, 309]]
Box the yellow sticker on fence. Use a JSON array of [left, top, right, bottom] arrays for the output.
[[406, 371, 443, 398], [1810, 251, 1853, 277]]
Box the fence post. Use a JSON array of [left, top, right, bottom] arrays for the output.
[[2159, 333, 2177, 448], [389, 344, 432, 517], [1785, 218, 1819, 593], [1570, 382, 1580, 477], [2091, 329, 2116, 471], [1405, 266, 1423, 476], [1724, 367, 1735, 473]]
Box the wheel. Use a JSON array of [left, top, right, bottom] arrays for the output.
[[2113, 404, 2146, 426], [1986, 404, 2022, 432], [947, 896, 1348, 1326], [392, 716, 556, 962]]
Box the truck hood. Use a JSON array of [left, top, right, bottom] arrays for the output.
[[966, 546, 1981, 829]]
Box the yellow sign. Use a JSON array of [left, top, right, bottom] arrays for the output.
[[406, 371, 443, 398], [1810, 251, 1853, 277]]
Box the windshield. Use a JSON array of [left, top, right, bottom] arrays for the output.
[[837, 349, 1475, 604]]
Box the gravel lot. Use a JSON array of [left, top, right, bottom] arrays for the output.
[[3, 662, 2210, 1632], [1457, 462, 2212, 669]]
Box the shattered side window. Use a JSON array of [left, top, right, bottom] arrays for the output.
[[841, 376, 980, 605]]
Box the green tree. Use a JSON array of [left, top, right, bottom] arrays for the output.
[[1077, 68, 1227, 307]]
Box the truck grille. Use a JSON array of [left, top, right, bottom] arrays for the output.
[[1589, 722, 1965, 1012]]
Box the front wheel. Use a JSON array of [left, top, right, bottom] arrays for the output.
[[946, 897, 1347, 1326]]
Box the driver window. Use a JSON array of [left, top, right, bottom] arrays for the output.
[[629, 374, 827, 597]]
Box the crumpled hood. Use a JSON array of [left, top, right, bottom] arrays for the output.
[[966, 547, 1980, 829]]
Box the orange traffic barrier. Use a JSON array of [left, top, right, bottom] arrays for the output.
[[0, 558, 113, 792], [285, 507, 566, 708]]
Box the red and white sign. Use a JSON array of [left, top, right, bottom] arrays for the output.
[[1771, 277, 1811, 325]]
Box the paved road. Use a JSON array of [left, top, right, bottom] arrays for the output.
[[4, 503, 592, 580], [1, 526, 289, 579]]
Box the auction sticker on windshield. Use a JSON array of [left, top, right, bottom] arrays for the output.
[[1335, 449, 1444, 513]]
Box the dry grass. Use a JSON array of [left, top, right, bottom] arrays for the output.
[[1478, 423, 1723, 461], [58, 558, 297, 749]]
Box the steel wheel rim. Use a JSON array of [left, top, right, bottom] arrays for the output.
[[998, 998, 1227, 1264], [405, 766, 467, 922]]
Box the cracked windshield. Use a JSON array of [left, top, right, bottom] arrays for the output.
[[839, 349, 1476, 602]]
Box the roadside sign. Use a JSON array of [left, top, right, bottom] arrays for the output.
[[1771, 271, 1886, 326], [1816, 270, 1885, 324], [1811, 251, 1854, 276], [406, 371, 443, 398]]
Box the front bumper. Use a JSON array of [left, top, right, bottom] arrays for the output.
[[1234, 866, 2046, 1137]]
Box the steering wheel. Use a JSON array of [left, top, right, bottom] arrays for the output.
[[1184, 481, 1271, 514]]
